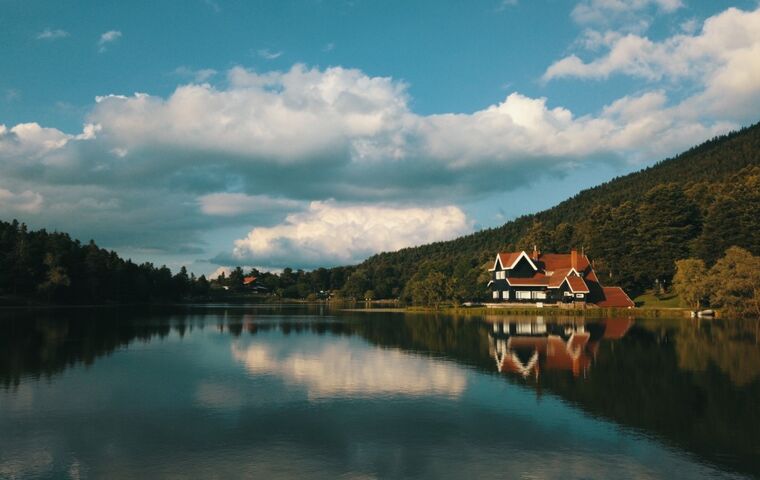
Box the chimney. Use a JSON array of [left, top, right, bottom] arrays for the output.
[[571, 249, 578, 271], [532, 245, 539, 260]]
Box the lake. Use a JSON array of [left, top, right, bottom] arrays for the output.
[[1, 306, 759, 479]]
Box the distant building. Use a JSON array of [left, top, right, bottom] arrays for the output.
[[242, 276, 269, 293], [488, 246, 634, 308]]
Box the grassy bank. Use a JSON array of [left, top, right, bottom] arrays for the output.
[[633, 290, 682, 309], [406, 305, 692, 318]]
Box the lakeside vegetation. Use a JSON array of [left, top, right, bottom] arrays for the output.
[[1, 122, 760, 311]]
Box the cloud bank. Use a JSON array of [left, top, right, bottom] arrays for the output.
[[231, 201, 473, 267], [2, 5, 759, 268]]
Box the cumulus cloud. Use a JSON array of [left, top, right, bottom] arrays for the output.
[[571, 0, 682, 32], [98, 30, 121, 52], [1, 4, 757, 268], [232, 340, 467, 399], [546, 7, 759, 82], [36, 28, 69, 40], [544, 6, 760, 122], [0, 188, 44, 214], [231, 201, 473, 267]]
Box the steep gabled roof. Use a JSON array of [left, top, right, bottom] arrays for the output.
[[564, 275, 590, 293], [547, 268, 572, 288], [490, 251, 538, 271]]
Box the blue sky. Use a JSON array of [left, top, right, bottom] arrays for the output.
[[1, 0, 759, 275]]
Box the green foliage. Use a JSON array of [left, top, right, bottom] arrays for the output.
[[673, 259, 708, 311], [0, 220, 199, 304], [405, 271, 455, 308], [349, 122, 760, 300], [708, 246, 760, 317]]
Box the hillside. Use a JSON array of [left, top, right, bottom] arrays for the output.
[[342, 121, 760, 300], [2, 122, 759, 304]]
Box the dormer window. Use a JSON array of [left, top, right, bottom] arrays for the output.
[[495, 271, 506, 280]]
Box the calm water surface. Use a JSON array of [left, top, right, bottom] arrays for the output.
[[1, 306, 759, 479]]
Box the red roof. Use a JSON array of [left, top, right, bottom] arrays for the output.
[[539, 253, 590, 272], [496, 252, 525, 270], [547, 268, 572, 287], [491, 249, 633, 306], [506, 273, 549, 286], [243, 276, 257, 285], [596, 287, 635, 308], [565, 275, 589, 293]]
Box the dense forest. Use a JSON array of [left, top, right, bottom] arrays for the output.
[[1, 121, 759, 305], [341, 121, 760, 301]]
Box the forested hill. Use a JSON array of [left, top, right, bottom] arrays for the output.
[[341, 121, 760, 300], [2, 121, 759, 304]]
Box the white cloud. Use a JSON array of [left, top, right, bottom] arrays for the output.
[[232, 201, 473, 267], [232, 340, 467, 399], [2, 7, 758, 266], [0, 123, 71, 159], [257, 48, 283, 60], [571, 0, 682, 31], [546, 7, 760, 81], [98, 30, 121, 52], [544, 6, 760, 122], [36, 29, 69, 40], [0, 188, 44, 214], [198, 193, 301, 217], [209, 266, 232, 279]]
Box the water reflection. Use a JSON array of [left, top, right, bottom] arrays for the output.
[[1, 307, 759, 478], [487, 317, 632, 379], [231, 340, 467, 399]]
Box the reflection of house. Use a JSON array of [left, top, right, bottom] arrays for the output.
[[488, 318, 632, 380], [487, 247, 634, 308]]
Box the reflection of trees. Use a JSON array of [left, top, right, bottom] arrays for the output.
[[676, 318, 760, 386], [1, 308, 196, 387], [2, 309, 759, 477], [537, 320, 760, 477]]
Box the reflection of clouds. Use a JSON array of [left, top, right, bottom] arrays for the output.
[[195, 381, 244, 409], [232, 341, 466, 399], [0, 447, 52, 479]]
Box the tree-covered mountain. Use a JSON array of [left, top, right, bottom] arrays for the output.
[[341, 121, 760, 300], [2, 121, 759, 304]]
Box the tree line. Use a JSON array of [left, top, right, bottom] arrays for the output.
[[2, 122, 760, 306]]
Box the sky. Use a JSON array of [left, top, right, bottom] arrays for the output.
[[1, 0, 760, 276]]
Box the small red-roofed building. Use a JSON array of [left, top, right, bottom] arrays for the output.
[[488, 246, 633, 308]]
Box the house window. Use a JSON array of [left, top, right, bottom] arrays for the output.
[[575, 293, 585, 298], [495, 271, 505, 280], [502, 291, 509, 299], [516, 291, 532, 300], [493, 291, 499, 299], [533, 291, 547, 300]]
